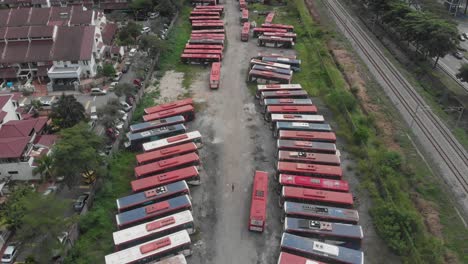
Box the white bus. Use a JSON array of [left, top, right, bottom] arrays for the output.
[[143, 131, 203, 152]]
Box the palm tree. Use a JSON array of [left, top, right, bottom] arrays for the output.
[[49, 93, 86, 129], [33, 155, 55, 182]]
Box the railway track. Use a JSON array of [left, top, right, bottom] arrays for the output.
[[323, 0, 468, 206]]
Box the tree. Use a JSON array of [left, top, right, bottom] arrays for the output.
[[0, 185, 34, 230], [456, 63, 468, 83], [97, 98, 124, 129], [114, 83, 137, 98], [140, 35, 168, 56], [51, 123, 104, 188], [130, 0, 153, 17], [102, 63, 116, 78], [156, 0, 176, 17], [25, 100, 43, 118], [117, 22, 142, 45], [33, 155, 55, 182], [49, 94, 86, 129]]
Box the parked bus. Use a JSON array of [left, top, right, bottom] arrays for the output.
[[116, 195, 192, 229], [143, 105, 195, 122], [241, 22, 250, 42], [277, 140, 337, 154], [191, 29, 225, 34], [261, 23, 294, 32], [252, 65, 292, 76], [253, 27, 288, 38], [284, 217, 363, 250], [278, 252, 327, 264], [130, 116, 186, 133], [190, 34, 225, 40], [249, 59, 291, 70], [277, 162, 342, 179], [194, 5, 224, 11], [278, 151, 341, 166], [185, 44, 224, 50], [192, 22, 224, 30], [143, 131, 203, 152], [265, 12, 275, 24], [183, 49, 223, 57], [260, 90, 308, 101], [279, 174, 349, 192], [240, 8, 249, 24], [280, 186, 353, 209], [258, 36, 294, 49], [117, 181, 190, 213], [256, 84, 302, 98], [270, 114, 324, 127], [131, 167, 201, 192], [280, 233, 364, 264], [105, 230, 192, 264], [261, 98, 313, 113], [254, 53, 297, 60], [262, 57, 301, 71], [210, 62, 221, 89], [188, 39, 224, 45], [283, 201, 359, 224], [125, 124, 187, 150], [155, 254, 187, 264], [190, 11, 220, 16], [191, 20, 224, 25], [273, 122, 332, 138], [145, 99, 194, 115], [265, 106, 319, 121], [239, 0, 246, 10], [263, 32, 297, 42], [135, 153, 201, 179], [278, 130, 336, 143], [249, 171, 268, 232], [248, 69, 291, 84], [181, 53, 221, 64], [137, 143, 198, 165], [190, 15, 220, 21], [113, 211, 195, 250]]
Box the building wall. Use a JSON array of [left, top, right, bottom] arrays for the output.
[[0, 97, 20, 127], [0, 158, 40, 181]]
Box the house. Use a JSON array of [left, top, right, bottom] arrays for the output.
[[0, 94, 21, 127], [105, 46, 125, 60], [0, 117, 58, 181], [0, 6, 107, 91], [0, 0, 128, 10]]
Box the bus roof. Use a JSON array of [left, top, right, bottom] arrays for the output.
[[261, 23, 294, 30], [185, 44, 224, 50], [263, 98, 313, 106], [277, 252, 326, 264], [253, 27, 288, 33], [284, 201, 359, 224], [183, 49, 224, 55], [250, 59, 291, 69], [126, 124, 186, 142], [258, 84, 302, 89], [181, 53, 222, 60], [282, 186, 353, 207], [105, 230, 191, 264], [115, 195, 192, 228], [267, 105, 318, 114], [276, 122, 332, 132], [116, 181, 189, 212], [143, 131, 202, 152], [131, 166, 199, 192], [137, 142, 198, 165], [242, 8, 248, 17], [271, 114, 324, 123], [263, 56, 302, 65], [252, 65, 292, 76], [261, 90, 308, 98], [155, 254, 187, 264], [256, 53, 297, 60], [250, 171, 268, 222], [277, 140, 337, 153], [265, 12, 275, 24], [278, 130, 336, 142], [279, 174, 348, 192], [190, 16, 221, 20], [134, 152, 200, 178], [284, 217, 363, 241], [143, 105, 195, 122], [277, 161, 342, 178], [278, 151, 341, 166], [113, 210, 193, 248], [130, 116, 186, 133], [190, 29, 225, 34], [249, 69, 292, 81], [280, 233, 364, 264], [144, 99, 193, 115], [258, 36, 294, 43]]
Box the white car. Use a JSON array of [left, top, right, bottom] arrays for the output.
[[109, 82, 119, 91], [43, 185, 58, 196], [149, 12, 159, 19], [1, 244, 18, 264], [113, 72, 122, 82], [90, 87, 107, 96], [115, 121, 124, 130], [118, 110, 128, 121], [141, 27, 151, 34]]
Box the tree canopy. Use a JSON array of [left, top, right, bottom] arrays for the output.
[[102, 63, 116, 78], [456, 63, 468, 83], [117, 22, 142, 45], [114, 83, 137, 98], [140, 35, 168, 56], [49, 94, 86, 130]]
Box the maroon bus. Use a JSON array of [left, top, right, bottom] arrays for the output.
[[181, 53, 221, 64], [278, 151, 341, 166], [248, 69, 291, 84], [277, 161, 343, 179], [143, 104, 195, 122], [278, 130, 336, 143], [137, 142, 198, 165], [253, 27, 288, 38], [280, 186, 354, 209], [277, 140, 337, 154], [131, 167, 201, 192], [185, 44, 224, 50], [279, 174, 349, 192], [261, 23, 294, 32], [135, 153, 201, 179]]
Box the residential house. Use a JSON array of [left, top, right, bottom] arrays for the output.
[[0, 94, 21, 127]]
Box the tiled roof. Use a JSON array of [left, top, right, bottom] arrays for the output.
[[26, 40, 53, 62], [8, 8, 31, 27], [29, 26, 54, 38], [5, 26, 29, 40], [0, 111, 6, 122], [52, 26, 95, 61], [31, 0, 48, 4], [0, 117, 47, 138], [34, 134, 57, 147], [0, 10, 10, 27], [70, 9, 93, 25], [0, 95, 11, 109], [2, 41, 29, 64], [0, 67, 16, 79], [0, 137, 29, 159], [102, 22, 117, 45], [49, 7, 72, 26], [28, 8, 51, 26]]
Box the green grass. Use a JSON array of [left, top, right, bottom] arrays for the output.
[[275, 0, 467, 262], [64, 152, 135, 264], [132, 90, 160, 123]]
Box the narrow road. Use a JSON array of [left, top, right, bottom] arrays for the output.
[[323, 0, 468, 217]]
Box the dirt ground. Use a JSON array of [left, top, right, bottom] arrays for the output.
[[153, 0, 401, 263]]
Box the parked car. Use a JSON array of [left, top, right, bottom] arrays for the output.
[[141, 27, 151, 34], [115, 121, 124, 130], [1, 244, 19, 264], [52, 232, 70, 260], [109, 82, 119, 91], [129, 48, 137, 57], [43, 185, 58, 196], [114, 72, 122, 82], [120, 101, 132, 112], [73, 193, 89, 212], [149, 12, 159, 19], [459, 34, 466, 41], [118, 110, 128, 121], [90, 87, 107, 96], [122, 62, 131, 73], [90, 106, 98, 121], [133, 78, 142, 87], [453, 51, 464, 59]]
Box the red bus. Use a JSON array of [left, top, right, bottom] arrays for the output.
[[265, 12, 275, 24], [188, 39, 224, 45], [248, 69, 291, 84], [189, 16, 220, 21], [269, 114, 324, 127], [279, 130, 336, 143], [115, 195, 192, 229], [143, 131, 203, 152], [250, 59, 291, 70], [194, 5, 224, 11], [190, 11, 220, 16], [130, 116, 186, 133], [190, 33, 225, 39], [143, 104, 195, 122], [116, 181, 190, 213], [192, 22, 224, 30], [241, 22, 250, 42], [239, 0, 246, 10], [280, 186, 354, 208], [131, 166, 201, 192], [277, 140, 337, 154], [181, 53, 221, 64], [240, 8, 249, 24], [185, 44, 224, 50], [278, 252, 327, 264], [210, 62, 221, 89], [258, 36, 294, 49], [278, 151, 341, 166], [262, 23, 294, 32], [256, 83, 302, 98], [137, 143, 198, 165], [253, 27, 287, 38], [191, 20, 224, 25], [279, 174, 348, 192], [135, 153, 201, 179], [191, 29, 225, 34], [277, 161, 342, 179], [265, 105, 318, 120], [263, 32, 297, 42], [183, 49, 223, 57], [144, 98, 193, 115], [260, 90, 308, 100], [249, 171, 268, 232]]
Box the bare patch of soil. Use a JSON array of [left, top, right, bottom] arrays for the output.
[[150, 70, 186, 104], [412, 193, 443, 238]]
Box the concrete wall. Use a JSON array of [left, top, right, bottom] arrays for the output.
[[0, 97, 19, 127], [0, 158, 40, 181]]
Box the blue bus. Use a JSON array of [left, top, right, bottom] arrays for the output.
[[130, 116, 186, 133], [124, 124, 186, 150], [274, 122, 332, 138], [282, 201, 359, 224]]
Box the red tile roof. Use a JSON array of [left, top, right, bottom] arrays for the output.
[[70, 8, 93, 25], [28, 8, 51, 26], [34, 134, 57, 147], [0, 10, 10, 27], [8, 8, 31, 27], [0, 117, 47, 138], [5, 26, 29, 40], [0, 94, 12, 109], [0, 137, 29, 159], [29, 26, 54, 38], [31, 0, 48, 4], [0, 111, 6, 122], [49, 7, 72, 26], [2, 41, 29, 64], [52, 26, 95, 61], [0, 67, 16, 79], [26, 40, 53, 62], [102, 22, 117, 45]]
